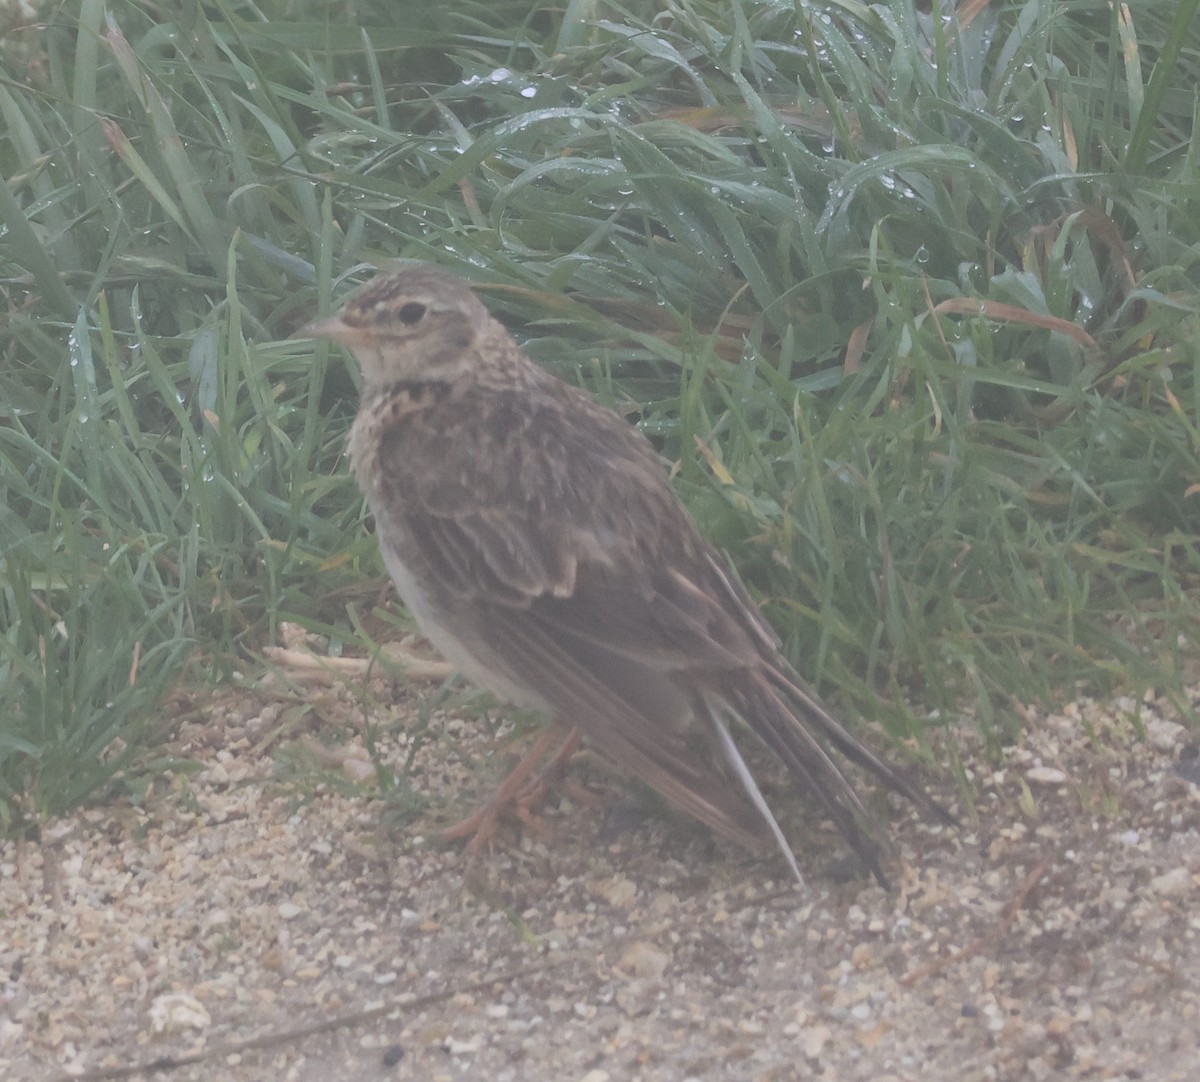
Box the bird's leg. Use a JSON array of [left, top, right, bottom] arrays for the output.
[[510, 727, 586, 833], [440, 720, 580, 854]]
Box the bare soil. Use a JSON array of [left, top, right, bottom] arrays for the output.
[[3, 651, 1198, 1082]]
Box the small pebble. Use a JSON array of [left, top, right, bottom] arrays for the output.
[[1146, 717, 1184, 752], [1149, 867, 1191, 897]]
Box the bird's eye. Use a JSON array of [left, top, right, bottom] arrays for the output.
[[396, 302, 427, 325]]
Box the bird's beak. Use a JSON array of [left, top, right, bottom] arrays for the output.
[[295, 314, 361, 348], [297, 314, 350, 343]]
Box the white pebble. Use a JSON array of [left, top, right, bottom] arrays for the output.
[[148, 993, 210, 1034], [1149, 867, 1191, 897], [342, 757, 375, 783], [1146, 717, 1184, 752], [800, 1024, 831, 1059], [446, 1035, 484, 1055]]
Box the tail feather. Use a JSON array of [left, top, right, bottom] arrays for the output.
[[727, 677, 892, 885], [705, 554, 950, 825], [702, 696, 806, 885], [699, 550, 953, 884], [706, 667, 955, 887], [764, 662, 957, 828]]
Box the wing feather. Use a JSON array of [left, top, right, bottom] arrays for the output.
[[366, 374, 946, 881], [482, 608, 769, 851]]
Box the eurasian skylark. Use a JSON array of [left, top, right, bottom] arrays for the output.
[[306, 266, 949, 885]]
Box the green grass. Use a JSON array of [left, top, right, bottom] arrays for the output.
[[1, 0, 1198, 829]]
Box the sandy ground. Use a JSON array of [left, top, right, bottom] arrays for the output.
[[3, 652, 1198, 1082]]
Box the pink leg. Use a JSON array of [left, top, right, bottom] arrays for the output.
[[440, 721, 579, 854]]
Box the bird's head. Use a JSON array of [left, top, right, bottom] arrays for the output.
[[304, 267, 489, 385]]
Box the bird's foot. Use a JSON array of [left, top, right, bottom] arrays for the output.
[[440, 721, 582, 854]]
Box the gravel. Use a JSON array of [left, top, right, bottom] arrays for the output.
[[3, 660, 1198, 1082]]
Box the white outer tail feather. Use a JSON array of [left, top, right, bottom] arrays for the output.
[[704, 695, 805, 886]]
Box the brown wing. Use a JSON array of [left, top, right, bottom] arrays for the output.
[[384, 373, 766, 670], [372, 373, 784, 847], [374, 371, 949, 878]]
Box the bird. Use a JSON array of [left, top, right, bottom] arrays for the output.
[[303, 265, 950, 886]]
